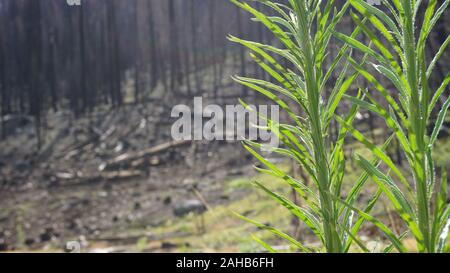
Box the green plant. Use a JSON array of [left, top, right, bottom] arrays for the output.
[[334, 0, 450, 252], [230, 0, 381, 253]]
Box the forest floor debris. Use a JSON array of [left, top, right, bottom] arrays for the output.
[[0, 98, 258, 252]]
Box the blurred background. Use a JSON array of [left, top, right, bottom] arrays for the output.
[[0, 0, 448, 252]]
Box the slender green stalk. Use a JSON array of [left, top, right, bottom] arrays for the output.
[[230, 0, 375, 253], [300, 1, 343, 252], [335, 0, 450, 252]]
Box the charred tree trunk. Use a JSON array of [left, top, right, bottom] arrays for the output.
[[78, 3, 87, 113], [48, 28, 58, 112], [28, 0, 43, 150], [236, 6, 246, 93], [107, 0, 122, 107], [134, 0, 141, 104], [168, 0, 181, 92], [147, 0, 159, 91], [190, 0, 201, 94], [209, 0, 218, 98], [0, 15, 5, 139]]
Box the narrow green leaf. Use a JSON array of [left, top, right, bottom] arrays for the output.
[[233, 211, 311, 252], [253, 181, 324, 243], [336, 116, 413, 196], [430, 91, 450, 147], [251, 234, 278, 253], [333, 196, 407, 253]]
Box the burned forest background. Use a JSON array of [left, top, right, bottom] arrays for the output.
[[0, 0, 449, 147], [0, 0, 449, 253], [0, 0, 273, 144]]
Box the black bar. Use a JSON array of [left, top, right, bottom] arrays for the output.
[[1, 253, 447, 272]]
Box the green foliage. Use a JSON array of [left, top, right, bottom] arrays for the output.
[[334, 0, 450, 252], [231, 0, 449, 253], [230, 0, 375, 253]]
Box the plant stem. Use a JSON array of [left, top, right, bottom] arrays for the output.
[[403, 0, 430, 252], [297, 1, 341, 253]]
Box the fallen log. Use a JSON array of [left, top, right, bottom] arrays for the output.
[[99, 139, 191, 171], [55, 171, 76, 180], [100, 170, 143, 180], [56, 170, 145, 187]]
